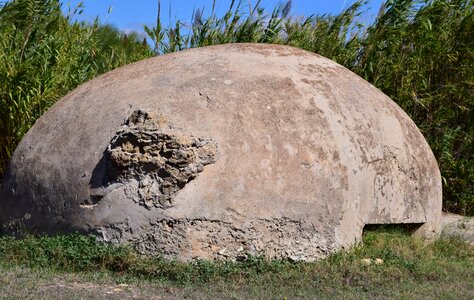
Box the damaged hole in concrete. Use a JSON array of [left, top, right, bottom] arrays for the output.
[[86, 109, 219, 209]]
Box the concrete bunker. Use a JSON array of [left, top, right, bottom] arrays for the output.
[[0, 44, 442, 261]]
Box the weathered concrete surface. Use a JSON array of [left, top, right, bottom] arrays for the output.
[[440, 213, 474, 244], [89, 109, 219, 210], [0, 44, 442, 261]]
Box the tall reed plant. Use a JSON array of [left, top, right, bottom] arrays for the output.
[[0, 0, 152, 175]]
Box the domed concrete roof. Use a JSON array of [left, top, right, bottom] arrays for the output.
[[0, 44, 441, 261]]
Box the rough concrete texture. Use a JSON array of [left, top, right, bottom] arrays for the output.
[[88, 109, 219, 210], [0, 44, 442, 261], [440, 213, 474, 244]]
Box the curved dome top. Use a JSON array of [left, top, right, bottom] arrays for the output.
[[0, 44, 441, 261]]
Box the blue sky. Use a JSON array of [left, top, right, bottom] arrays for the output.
[[62, 0, 384, 36]]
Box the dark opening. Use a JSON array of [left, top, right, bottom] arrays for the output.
[[363, 223, 425, 235]]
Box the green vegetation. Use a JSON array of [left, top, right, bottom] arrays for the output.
[[1, 230, 473, 298], [0, 0, 152, 175], [0, 0, 472, 214]]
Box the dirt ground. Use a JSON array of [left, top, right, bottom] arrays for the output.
[[0, 266, 188, 300]]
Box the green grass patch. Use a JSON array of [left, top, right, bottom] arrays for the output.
[[0, 229, 473, 298]]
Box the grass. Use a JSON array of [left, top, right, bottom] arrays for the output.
[[0, 228, 473, 299]]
